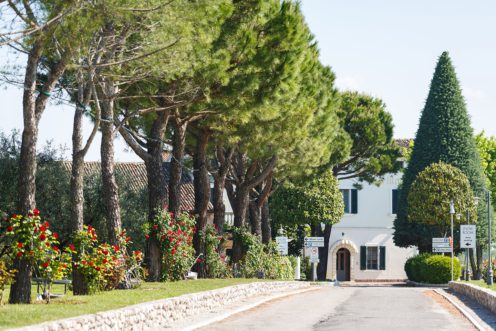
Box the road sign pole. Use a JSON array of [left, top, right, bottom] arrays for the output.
[[451, 212, 454, 282], [312, 262, 317, 282]]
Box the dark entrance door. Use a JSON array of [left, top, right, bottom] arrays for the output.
[[336, 248, 350, 281]]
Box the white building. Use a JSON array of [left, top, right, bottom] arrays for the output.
[[326, 170, 417, 281]]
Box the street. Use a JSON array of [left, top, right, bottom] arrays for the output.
[[200, 285, 474, 331]]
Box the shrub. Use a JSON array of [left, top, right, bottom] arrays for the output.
[[233, 228, 294, 280], [73, 226, 143, 292], [0, 261, 15, 305], [481, 259, 496, 283], [202, 225, 230, 278], [405, 253, 460, 284], [3, 210, 70, 280], [145, 209, 196, 281]]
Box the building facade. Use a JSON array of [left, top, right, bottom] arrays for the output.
[[326, 171, 417, 281]]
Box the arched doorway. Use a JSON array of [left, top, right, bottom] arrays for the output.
[[336, 248, 351, 281]]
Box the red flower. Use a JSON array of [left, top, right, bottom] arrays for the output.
[[42, 261, 49, 268], [96, 267, 101, 271], [17, 242, 22, 248], [44, 221, 49, 228], [134, 250, 142, 256], [39, 233, 46, 241], [171, 248, 176, 255], [89, 261, 94, 266], [126, 236, 131, 243], [102, 259, 108, 264], [53, 232, 58, 239], [82, 260, 87, 265], [153, 224, 158, 230], [145, 235, 150, 240], [68, 244, 75, 251], [16, 252, 22, 257], [39, 225, 46, 232], [6, 226, 13, 232], [63, 263, 67, 268], [168, 212, 174, 218], [45, 242, 50, 247], [88, 225, 93, 231], [33, 208, 40, 216], [11, 213, 17, 218], [53, 246, 60, 252], [103, 250, 109, 256], [113, 245, 119, 252]]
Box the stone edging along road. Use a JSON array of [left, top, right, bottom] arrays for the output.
[[12, 281, 311, 331], [449, 281, 496, 315]]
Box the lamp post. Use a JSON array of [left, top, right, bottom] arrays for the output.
[[450, 200, 455, 282]]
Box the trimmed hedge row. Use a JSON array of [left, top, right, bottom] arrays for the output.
[[405, 253, 461, 284]]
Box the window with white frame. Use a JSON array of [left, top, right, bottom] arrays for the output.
[[366, 247, 378, 269], [340, 189, 358, 214], [360, 246, 386, 270]]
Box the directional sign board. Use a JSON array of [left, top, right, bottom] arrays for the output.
[[432, 237, 451, 253], [460, 225, 476, 249], [309, 247, 319, 263], [304, 237, 324, 248], [275, 236, 288, 255]]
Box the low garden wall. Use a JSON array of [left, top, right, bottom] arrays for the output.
[[448, 281, 496, 315], [14, 281, 310, 331]]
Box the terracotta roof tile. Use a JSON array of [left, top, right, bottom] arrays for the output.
[[61, 161, 210, 212]]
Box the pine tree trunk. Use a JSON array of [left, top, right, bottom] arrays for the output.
[[193, 131, 210, 277], [144, 112, 169, 281], [212, 145, 232, 234], [232, 185, 249, 263], [10, 43, 44, 304], [71, 105, 88, 295], [249, 197, 262, 238], [261, 200, 271, 244], [318, 224, 332, 281], [100, 89, 121, 245], [169, 118, 187, 217]]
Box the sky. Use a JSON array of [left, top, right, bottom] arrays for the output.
[[1, 0, 496, 161]]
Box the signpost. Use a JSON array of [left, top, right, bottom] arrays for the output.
[[305, 237, 324, 281], [432, 237, 451, 253], [304, 237, 324, 248], [275, 236, 288, 256], [460, 225, 476, 248]]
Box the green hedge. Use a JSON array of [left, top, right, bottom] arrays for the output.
[[404, 254, 460, 284]]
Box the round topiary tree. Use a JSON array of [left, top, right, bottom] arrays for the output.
[[407, 162, 477, 237]]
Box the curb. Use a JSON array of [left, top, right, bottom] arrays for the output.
[[183, 286, 318, 331], [406, 280, 448, 288], [433, 289, 486, 331]]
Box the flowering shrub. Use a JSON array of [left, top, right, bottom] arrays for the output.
[[73, 226, 143, 292], [2, 210, 70, 280], [145, 209, 195, 281], [202, 225, 230, 278]]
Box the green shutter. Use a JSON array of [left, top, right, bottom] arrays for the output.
[[351, 189, 358, 214], [360, 246, 366, 270], [379, 246, 386, 270]]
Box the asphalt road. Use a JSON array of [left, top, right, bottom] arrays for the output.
[[200, 285, 474, 331]]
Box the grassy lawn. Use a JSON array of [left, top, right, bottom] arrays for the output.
[[465, 280, 496, 292], [0, 279, 264, 329]]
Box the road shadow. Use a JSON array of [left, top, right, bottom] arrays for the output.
[[445, 288, 496, 329]]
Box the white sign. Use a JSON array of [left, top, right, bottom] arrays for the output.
[[309, 247, 319, 263], [460, 225, 476, 249], [433, 247, 452, 253], [275, 236, 288, 255], [432, 238, 451, 253], [304, 237, 324, 248]]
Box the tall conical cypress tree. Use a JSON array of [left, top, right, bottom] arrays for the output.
[[393, 51, 487, 252]]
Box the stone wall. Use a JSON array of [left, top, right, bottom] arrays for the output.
[[449, 281, 496, 315], [14, 281, 310, 331]]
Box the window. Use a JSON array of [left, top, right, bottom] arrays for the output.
[[360, 246, 386, 270], [366, 247, 378, 269], [392, 189, 400, 214], [340, 189, 358, 214]]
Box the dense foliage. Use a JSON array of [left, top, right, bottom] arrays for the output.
[[408, 162, 477, 238], [394, 52, 487, 251], [405, 254, 461, 284]]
